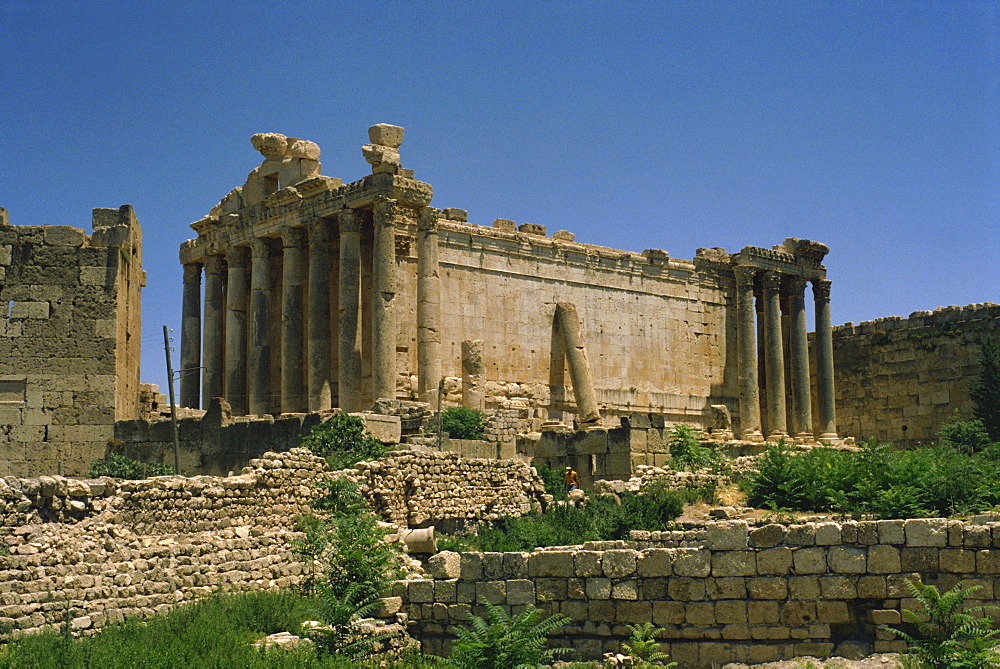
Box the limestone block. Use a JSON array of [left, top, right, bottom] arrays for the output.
[[940, 548, 976, 573], [9, 301, 49, 319], [427, 551, 461, 579], [368, 124, 404, 148], [867, 545, 901, 574], [792, 547, 827, 574], [434, 580, 457, 603], [756, 547, 792, 575], [788, 576, 820, 600], [442, 208, 467, 222], [667, 577, 706, 601], [819, 576, 857, 599], [553, 230, 576, 242], [528, 551, 574, 577], [857, 575, 888, 599], [705, 521, 749, 550], [828, 546, 867, 574], [610, 579, 638, 600], [517, 223, 546, 236], [786, 523, 816, 546], [476, 580, 506, 604], [712, 551, 756, 577], [814, 522, 842, 545], [905, 518, 948, 547], [492, 219, 516, 232], [900, 547, 939, 572], [586, 577, 611, 599], [602, 549, 638, 578], [878, 520, 905, 544], [636, 549, 672, 577], [616, 601, 652, 624], [749, 524, 786, 548], [0, 245, 10, 265], [780, 601, 817, 626], [408, 580, 435, 603], [673, 549, 711, 577], [574, 550, 602, 577], [350, 413, 401, 444], [506, 579, 535, 605], [747, 577, 788, 600]]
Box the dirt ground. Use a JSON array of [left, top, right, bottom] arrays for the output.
[[722, 654, 903, 668]]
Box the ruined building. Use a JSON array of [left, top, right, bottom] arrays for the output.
[[0, 205, 144, 476], [177, 125, 839, 444]]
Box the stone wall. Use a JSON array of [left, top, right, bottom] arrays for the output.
[[828, 303, 1000, 447], [0, 205, 144, 477], [396, 518, 1000, 666]]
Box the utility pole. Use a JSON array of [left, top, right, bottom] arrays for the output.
[[163, 325, 181, 474]]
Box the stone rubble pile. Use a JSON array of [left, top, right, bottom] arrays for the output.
[[592, 465, 728, 495]]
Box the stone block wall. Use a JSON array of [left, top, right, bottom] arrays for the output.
[[0, 205, 144, 477], [396, 518, 1000, 666], [826, 303, 1000, 446]]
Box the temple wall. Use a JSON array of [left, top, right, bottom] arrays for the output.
[[0, 206, 144, 477], [396, 518, 1000, 666], [829, 303, 1000, 447]]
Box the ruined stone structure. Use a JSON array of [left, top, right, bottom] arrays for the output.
[[827, 302, 1000, 447], [0, 206, 144, 476], [178, 125, 838, 445]]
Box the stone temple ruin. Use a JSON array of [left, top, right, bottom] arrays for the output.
[[177, 124, 840, 449]]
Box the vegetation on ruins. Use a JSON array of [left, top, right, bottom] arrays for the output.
[[532, 461, 569, 500], [440, 406, 486, 440], [300, 414, 389, 470], [438, 482, 700, 552], [620, 623, 675, 668], [666, 424, 722, 471], [745, 440, 1000, 519], [972, 334, 1000, 442], [445, 598, 569, 668], [890, 580, 1000, 668], [87, 452, 175, 479]]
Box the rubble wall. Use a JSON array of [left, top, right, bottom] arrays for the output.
[[0, 206, 144, 477], [397, 518, 1000, 666], [827, 303, 1000, 447]]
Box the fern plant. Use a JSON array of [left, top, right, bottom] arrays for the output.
[[889, 579, 1000, 668], [304, 582, 395, 658], [621, 622, 675, 667], [447, 598, 570, 668]]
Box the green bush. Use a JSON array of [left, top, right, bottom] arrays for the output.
[[940, 418, 993, 454], [441, 407, 485, 440], [447, 598, 569, 668], [621, 622, 675, 667], [88, 453, 175, 479], [301, 413, 388, 470], [667, 424, 720, 471], [531, 461, 568, 500], [890, 579, 1000, 668]]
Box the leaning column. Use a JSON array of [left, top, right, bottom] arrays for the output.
[[248, 237, 272, 416], [307, 220, 332, 412], [812, 279, 839, 443], [554, 302, 601, 424], [734, 266, 762, 441], [224, 247, 250, 415], [417, 208, 442, 405], [372, 196, 398, 402], [280, 227, 307, 413], [338, 210, 363, 413], [180, 262, 202, 409], [787, 276, 814, 441], [202, 254, 225, 406], [761, 271, 788, 439]]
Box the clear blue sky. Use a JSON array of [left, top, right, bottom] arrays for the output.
[[2, 1, 997, 391]]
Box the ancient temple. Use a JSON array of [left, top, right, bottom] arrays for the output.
[[178, 124, 837, 442]]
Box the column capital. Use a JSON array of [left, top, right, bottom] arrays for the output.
[[227, 246, 250, 268], [250, 236, 270, 258], [337, 209, 361, 234], [812, 278, 832, 301], [281, 227, 307, 248], [373, 195, 397, 220], [183, 263, 202, 281], [204, 254, 224, 275], [761, 270, 783, 293], [308, 219, 332, 243], [785, 275, 808, 295], [733, 265, 757, 286], [417, 207, 439, 232]]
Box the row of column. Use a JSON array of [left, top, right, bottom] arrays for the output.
[[179, 198, 410, 415], [734, 267, 837, 443]]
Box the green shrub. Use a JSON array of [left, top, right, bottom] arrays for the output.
[[667, 425, 719, 471], [88, 453, 175, 479], [441, 407, 485, 440], [301, 413, 388, 470], [621, 622, 675, 667], [447, 598, 569, 668], [531, 461, 568, 500], [940, 418, 993, 454], [890, 579, 1000, 668]]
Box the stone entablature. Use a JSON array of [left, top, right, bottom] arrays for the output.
[[0, 206, 144, 477], [177, 125, 838, 456], [396, 518, 1000, 666]]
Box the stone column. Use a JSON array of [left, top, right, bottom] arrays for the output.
[[248, 238, 272, 416], [180, 262, 202, 409], [761, 271, 788, 439], [338, 211, 363, 412], [734, 266, 762, 441], [787, 276, 813, 441], [813, 279, 839, 443], [307, 220, 332, 412], [372, 197, 397, 402], [224, 247, 249, 415], [417, 208, 441, 405], [281, 227, 307, 413], [555, 302, 601, 424], [461, 340, 486, 411], [202, 254, 225, 406]]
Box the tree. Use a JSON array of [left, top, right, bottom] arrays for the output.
[[971, 335, 1000, 442]]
